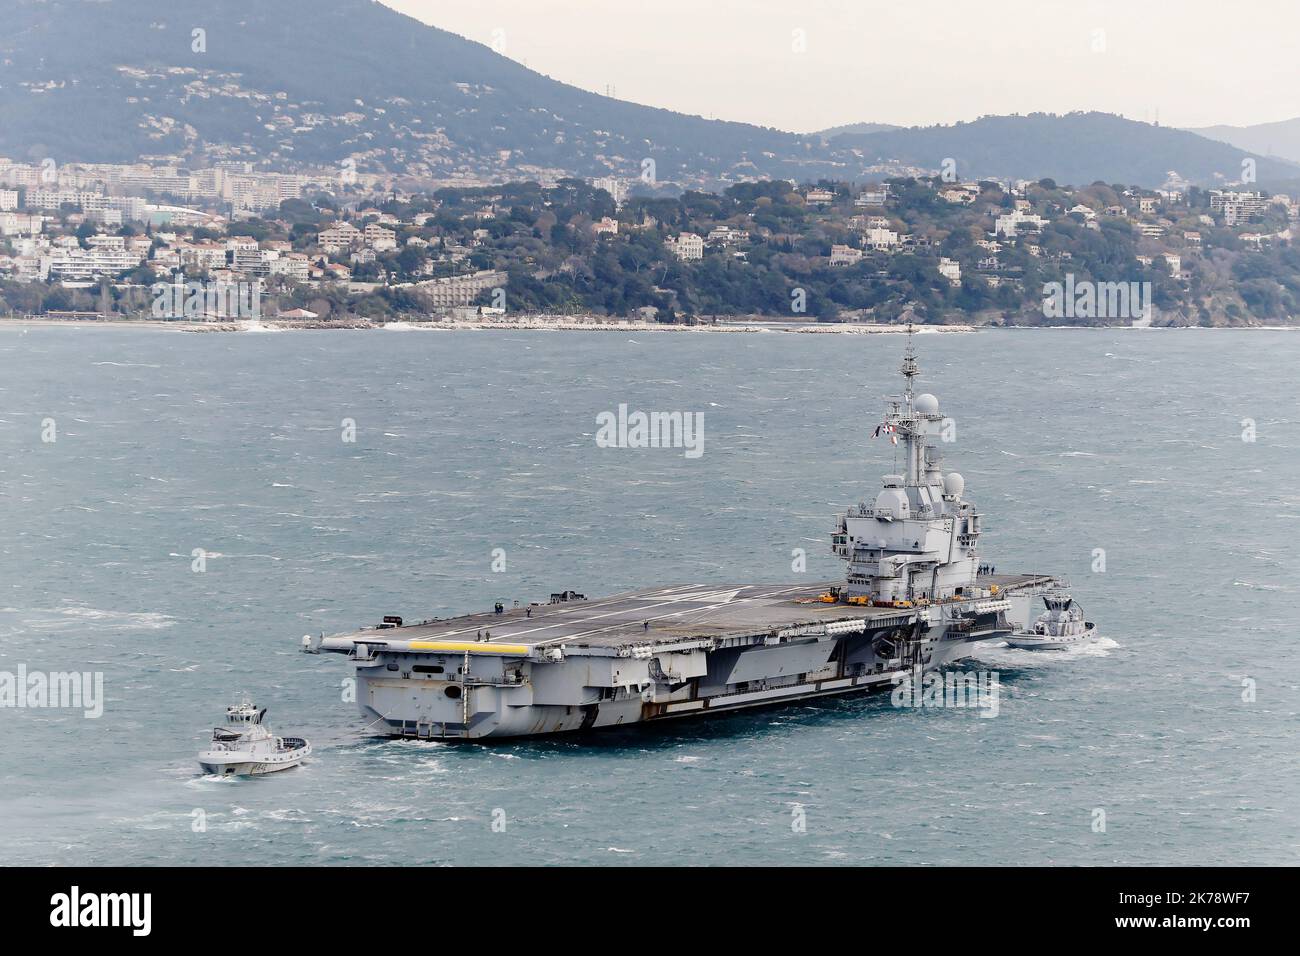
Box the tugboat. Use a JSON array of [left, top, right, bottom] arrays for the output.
[[197, 697, 311, 776], [1005, 592, 1096, 650]]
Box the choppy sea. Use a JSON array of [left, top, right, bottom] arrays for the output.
[[0, 325, 1296, 865]]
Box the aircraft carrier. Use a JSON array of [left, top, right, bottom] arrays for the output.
[[303, 332, 1060, 739]]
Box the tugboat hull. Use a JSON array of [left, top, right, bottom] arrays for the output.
[[1004, 623, 1097, 651], [198, 744, 311, 776]]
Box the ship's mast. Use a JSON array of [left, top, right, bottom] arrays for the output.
[[898, 321, 923, 484], [899, 319, 919, 402]]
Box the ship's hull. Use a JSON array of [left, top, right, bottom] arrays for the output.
[[355, 633, 984, 739], [1004, 623, 1096, 651], [308, 580, 1041, 740], [197, 745, 311, 775]]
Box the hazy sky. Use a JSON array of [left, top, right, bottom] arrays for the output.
[[384, 0, 1299, 133]]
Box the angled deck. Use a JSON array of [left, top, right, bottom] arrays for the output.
[[339, 574, 1051, 652]]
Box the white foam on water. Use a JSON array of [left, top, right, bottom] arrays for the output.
[[969, 634, 1119, 666]]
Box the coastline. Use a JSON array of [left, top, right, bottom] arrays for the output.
[[0, 316, 977, 334], [1, 316, 1297, 334]]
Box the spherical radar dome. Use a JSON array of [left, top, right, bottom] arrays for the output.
[[915, 393, 940, 415], [943, 472, 965, 498]]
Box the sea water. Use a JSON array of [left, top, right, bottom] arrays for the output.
[[0, 326, 1295, 865]]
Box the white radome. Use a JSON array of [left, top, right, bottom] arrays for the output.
[[943, 472, 965, 498], [874, 487, 910, 519], [915, 393, 940, 415]]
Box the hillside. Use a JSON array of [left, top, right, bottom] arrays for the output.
[[0, 0, 830, 184], [0, 2, 1292, 191], [814, 122, 903, 141], [7, 175, 1296, 328], [829, 112, 1300, 188]]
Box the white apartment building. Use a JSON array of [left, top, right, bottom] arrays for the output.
[[364, 223, 398, 251], [938, 185, 978, 204], [230, 244, 269, 276], [666, 232, 704, 260], [0, 162, 43, 189], [848, 215, 893, 232], [856, 187, 890, 207], [0, 211, 43, 236], [87, 195, 148, 222], [42, 246, 144, 281], [178, 242, 229, 272], [27, 188, 94, 210], [152, 248, 182, 273], [268, 253, 311, 282], [1209, 190, 1270, 226], [110, 166, 191, 196], [415, 270, 508, 308], [829, 244, 863, 266], [938, 257, 962, 285], [995, 210, 1048, 238], [0, 189, 17, 211], [26, 189, 149, 223], [590, 176, 628, 205], [707, 225, 745, 245], [319, 221, 363, 251], [863, 227, 900, 250]]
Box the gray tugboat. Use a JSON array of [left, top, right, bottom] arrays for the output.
[[197, 697, 311, 775], [1005, 591, 1096, 650], [303, 331, 1065, 739]]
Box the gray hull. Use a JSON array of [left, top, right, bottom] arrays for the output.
[[309, 577, 1044, 740]]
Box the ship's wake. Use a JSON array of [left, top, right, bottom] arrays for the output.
[[966, 634, 1119, 666]]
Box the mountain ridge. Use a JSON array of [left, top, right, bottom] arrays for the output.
[[0, 0, 828, 184], [828, 112, 1300, 188], [1188, 118, 1300, 166], [1, 0, 1293, 191]]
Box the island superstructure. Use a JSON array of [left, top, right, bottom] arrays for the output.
[[833, 332, 983, 606], [303, 332, 1059, 739]]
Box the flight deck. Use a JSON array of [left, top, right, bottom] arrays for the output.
[[330, 573, 1052, 655]]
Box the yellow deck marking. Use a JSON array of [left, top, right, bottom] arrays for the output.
[[406, 640, 530, 655]]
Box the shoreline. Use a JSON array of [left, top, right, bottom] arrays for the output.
[[1, 316, 1297, 334], [0, 316, 977, 334]]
